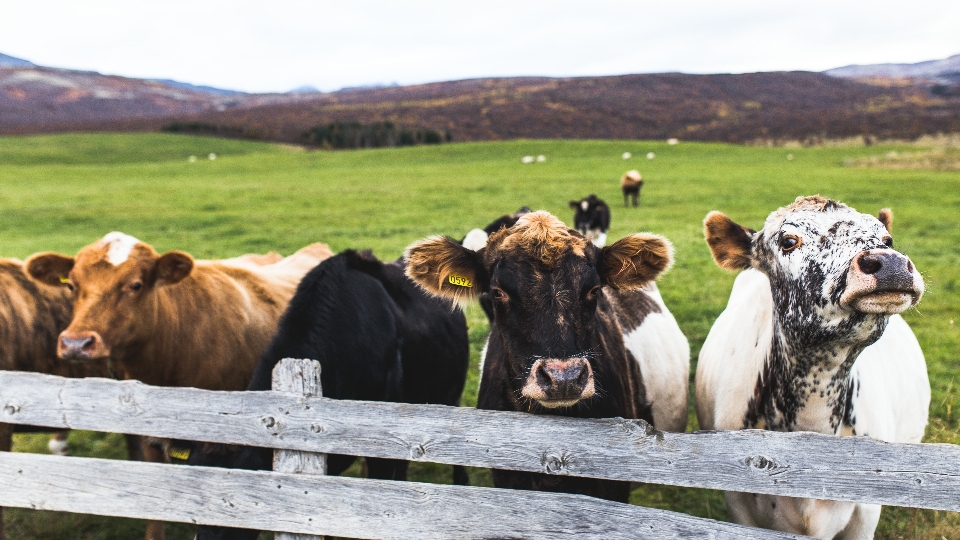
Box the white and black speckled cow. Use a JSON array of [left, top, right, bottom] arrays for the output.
[[696, 195, 929, 539]]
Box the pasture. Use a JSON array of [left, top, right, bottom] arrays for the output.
[[1, 133, 958, 539]]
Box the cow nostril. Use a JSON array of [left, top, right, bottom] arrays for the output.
[[535, 364, 553, 389], [858, 254, 882, 275], [906, 260, 914, 273], [80, 337, 95, 351]]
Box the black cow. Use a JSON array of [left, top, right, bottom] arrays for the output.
[[406, 211, 689, 503], [569, 194, 611, 247], [193, 250, 470, 540]]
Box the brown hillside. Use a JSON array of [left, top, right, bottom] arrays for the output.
[[5, 71, 960, 143]]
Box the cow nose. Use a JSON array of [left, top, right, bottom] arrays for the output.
[[857, 251, 914, 291], [58, 332, 106, 360], [522, 358, 595, 407]]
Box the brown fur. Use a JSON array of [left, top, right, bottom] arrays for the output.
[[25, 237, 330, 540], [404, 235, 483, 305], [598, 233, 674, 290], [494, 211, 587, 267], [620, 170, 643, 189], [704, 211, 756, 271], [878, 208, 893, 233]]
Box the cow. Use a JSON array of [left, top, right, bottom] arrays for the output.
[[569, 194, 611, 247], [621, 170, 643, 207], [696, 195, 929, 539], [0, 257, 143, 540], [192, 249, 470, 540], [405, 210, 689, 502], [25, 232, 332, 540]]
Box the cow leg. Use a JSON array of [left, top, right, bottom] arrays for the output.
[[632, 192, 639, 207], [623, 193, 629, 207], [453, 465, 469, 486], [364, 457, 406, 480], [141, 438, 167, 540], [124, 434, 144, 461], [48, 430, 69, 456], [0, 423, 11, 540]]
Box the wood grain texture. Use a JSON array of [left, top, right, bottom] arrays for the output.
[[272, 359, 326, 540], [0, 452, 804, 539], [1, 371, 958, 511]]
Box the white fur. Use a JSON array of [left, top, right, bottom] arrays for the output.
[[589, 231, 607, 248], [101, 232, 141, 266], [462, 229, 489, 252], [623, 283, 690, 432], [47, 437, 69, 456], [580, 200, 589, 211], [697, 269, 929, 538]]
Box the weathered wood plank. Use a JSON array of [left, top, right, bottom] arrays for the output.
[[1, 371, 959, 511], [0, 452, 803, 539], [272, 359, 326, 540]]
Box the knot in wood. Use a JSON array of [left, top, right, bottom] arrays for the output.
[[309, 424, 323, 433], [3, 404, 20, 416], [744, 455, 787, 475], [410, 443, 426, 459], [540, 452, 572, 474], [261, 416, 280, 434]]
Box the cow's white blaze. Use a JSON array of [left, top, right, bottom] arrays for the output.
[[101, 232, 141, 266]]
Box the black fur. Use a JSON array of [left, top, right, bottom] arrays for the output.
[[193, 250, 469, 540], [569, 195, 611, 240]]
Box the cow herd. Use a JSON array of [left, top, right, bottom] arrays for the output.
[[0, 195, 929, 540]]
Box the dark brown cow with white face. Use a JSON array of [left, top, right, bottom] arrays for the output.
[[406, 211, 689, 502], [26, 232, 331, 540]]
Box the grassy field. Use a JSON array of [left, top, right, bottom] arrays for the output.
[[1, 133, 958, 539]]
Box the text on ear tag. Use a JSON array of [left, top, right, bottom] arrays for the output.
[[59, 277, 69, 284], [448, 274, 473, 288]]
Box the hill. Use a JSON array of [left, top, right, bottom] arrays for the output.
[[69, 71, 960, 144], [0, 52, 34, 67], [825, 53, 960, 82]]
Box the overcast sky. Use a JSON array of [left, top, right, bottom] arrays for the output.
[[2, 1, 958, 94]]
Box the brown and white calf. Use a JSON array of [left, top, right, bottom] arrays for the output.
[[696, 196, 928, 539], [406, 211, 689, 502], [25, 232, 331, 540]]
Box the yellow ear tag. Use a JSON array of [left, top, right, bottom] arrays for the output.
[[59, 277, 69, 284], [168, 447, 191, 461], [447, 274, 473, 288]]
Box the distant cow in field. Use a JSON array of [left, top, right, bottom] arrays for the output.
[[569, 194, 610, 247], [696, 196, 929, 539], [26, 232, 331, 540], [621, 170, 643, 207], [406, 211, 689, 502], [193, 250, 470, 540]]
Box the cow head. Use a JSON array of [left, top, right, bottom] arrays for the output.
[[705, 196, 923, 348], [406, 211, 672, 409], [569, 194, 606, 237], [26, 232, 194, 361]]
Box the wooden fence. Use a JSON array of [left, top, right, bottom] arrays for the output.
[[1, 358, 958, 539]]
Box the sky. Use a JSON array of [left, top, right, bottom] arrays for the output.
[[1, 0, 959, 94]]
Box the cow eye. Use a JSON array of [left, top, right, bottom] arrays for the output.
[[64, 282, 74, 292], [585, 285, 601, 301], [490, 287, 508, 301], [883, 236, 894, 248], [130, 281, 143, 292], [779, 235, 801, 252]]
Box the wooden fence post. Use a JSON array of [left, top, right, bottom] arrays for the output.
[[273, 358, 326, 540]]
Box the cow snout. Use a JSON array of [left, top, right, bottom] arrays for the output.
[[58, 331, 109, 360], [841, 250, 924, 314], [522, 358, 595, 408]]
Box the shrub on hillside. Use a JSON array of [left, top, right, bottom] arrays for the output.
[[301, 121, 450, 149]]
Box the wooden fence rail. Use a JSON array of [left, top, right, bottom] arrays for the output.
[[0, 359, 956, 538]]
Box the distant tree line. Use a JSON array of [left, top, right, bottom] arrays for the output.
[[301, 121, 451, 149], [161, 122, 266, 139]]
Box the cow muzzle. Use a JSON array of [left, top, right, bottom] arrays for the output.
[[521, 357, 595, 408], [58, 331, 110, 361], [840, 249, 924, 314]]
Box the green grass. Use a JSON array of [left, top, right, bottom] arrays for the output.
[[2, 133, 958, 539]]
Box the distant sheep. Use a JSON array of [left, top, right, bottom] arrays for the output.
[[521, 156, 535, 164], [622, 152, 632, 159], [620, 170, 643, 207], [646, 152, 655, 160], [667, 138, 679, 145]]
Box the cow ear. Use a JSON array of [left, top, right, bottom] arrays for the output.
[[405, 235, 485, 305], [569, 200, 579, 209], [704, 211, 755, 271], [598, 233, 673, 290], [25, 253, 75, 287], [154, 251, 194, 286], [878, 208, 893, 233]]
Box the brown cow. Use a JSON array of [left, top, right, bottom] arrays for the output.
[[0, 257, 142, 540], [26, 232, 332, 540], [621, 169, 643, 207]]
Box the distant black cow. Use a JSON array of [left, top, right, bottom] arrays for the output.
[[193, 250, 470, 540], [406, 211, 690, 503], [569, 194, 611, 247], [621, 170, 643, 207]]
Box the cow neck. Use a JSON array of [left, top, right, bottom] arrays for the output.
[[747, 316, 885, 434]]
